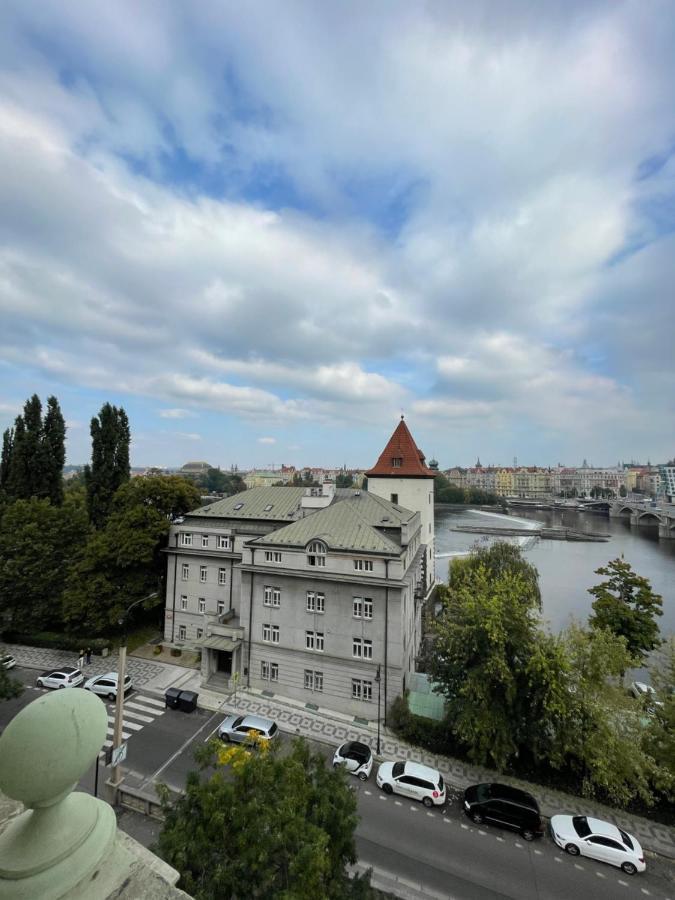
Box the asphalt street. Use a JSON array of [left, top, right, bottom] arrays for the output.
[[2, 666, 674, 900]]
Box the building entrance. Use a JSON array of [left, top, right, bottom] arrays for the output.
[[217, 649, 233, 675]]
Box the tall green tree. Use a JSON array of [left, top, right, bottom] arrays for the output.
[[427, 555, 544, 769], [0, 494, 88, 631], [643, 636, 675, 801], [43, 396, 66, 505], [559, 623, 656, 806], [0, 665, 22, 702], [63, 475, 200, 633], [449, 542, 541, 609], [156, 738, 373, 900], [588, 557, 663, 662], [0, 427, 13, 494], [5, 415, 28, 499], [84, 403, 131, 528]]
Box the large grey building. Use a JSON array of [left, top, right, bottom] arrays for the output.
[[162, 418, 436, 718]]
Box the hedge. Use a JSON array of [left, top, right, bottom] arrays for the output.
[[1, 631, 112, 654], [388, 694, 462, 757]]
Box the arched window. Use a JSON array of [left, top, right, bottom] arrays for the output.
[[306, 540, 327, 567]]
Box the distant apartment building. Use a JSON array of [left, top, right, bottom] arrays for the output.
[[243, 470, 290, 488], [162, 418, 435, 719], [659, 464, 675, 501]]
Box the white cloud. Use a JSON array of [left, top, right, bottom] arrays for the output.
[[257, 436, 276, 445], [159, 408, 193, 419], [175, 432, 201, 441]]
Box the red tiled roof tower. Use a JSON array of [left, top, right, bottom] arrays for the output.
[[365, 416, 435, 479]]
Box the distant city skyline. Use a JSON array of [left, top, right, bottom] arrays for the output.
[[1, 4, 674, 467]]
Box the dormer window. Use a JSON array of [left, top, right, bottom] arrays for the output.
[[263, 504, 274, 512], [233, 503, 244, 510], [307, 540, 327, 567], [392, 457, 402, 468]]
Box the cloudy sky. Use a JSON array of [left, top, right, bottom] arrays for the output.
[[1, 1, 674, 470]]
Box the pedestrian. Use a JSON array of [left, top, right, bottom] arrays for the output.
[[78, 649, 85, 670], [86, 647, 92, 665]]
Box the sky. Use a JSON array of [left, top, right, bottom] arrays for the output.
[[1, 1, 674, 470]]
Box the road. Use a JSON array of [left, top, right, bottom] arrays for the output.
[[2, 666, 674, 900]]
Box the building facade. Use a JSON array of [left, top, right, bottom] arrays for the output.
[[162, 419, 435, 718]]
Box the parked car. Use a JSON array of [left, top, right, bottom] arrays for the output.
[[630, 681, 662, 706], [217, 713, 279, 745], [550, 814, 645, 875], [1, 654, 16, 670], [376, 761, 446, 807], [463, 783, 543, 841], [84, 672, 133, 701], [333, 741, 373, 781], [36, 667, 84, 690]]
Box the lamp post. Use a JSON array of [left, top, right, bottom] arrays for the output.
[[110, 591, 157, 786], [374, 664, 381, 756]]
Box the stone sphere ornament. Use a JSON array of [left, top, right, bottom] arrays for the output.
[[0, 688, 116, 899]]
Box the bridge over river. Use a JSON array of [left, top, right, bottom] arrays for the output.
[[609, 499, 675, 540]]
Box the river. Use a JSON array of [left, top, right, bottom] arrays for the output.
[[434, 506, 675, 637]]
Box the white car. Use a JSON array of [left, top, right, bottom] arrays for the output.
[[84, 672, 133, 701], [1, 654, 16, 670], [376, 760, 446, 807], [630, 681, 662, 706], [332, 741, 373, 781], [550, 815, 645, 875], [36, 667, 84, 690]]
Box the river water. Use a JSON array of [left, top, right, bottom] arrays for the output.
[[434, 506, 675, 637]]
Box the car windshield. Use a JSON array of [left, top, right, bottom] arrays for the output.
[[268, 723, 278, 736], [231, 716, 244, 728], [438, 775, 444, 792], [392, 762, 405, 777], [572, 816, 591, 837], [619, 829, 633, 850]]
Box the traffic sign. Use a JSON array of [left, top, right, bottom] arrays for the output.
[[111, 743, 127, 767]]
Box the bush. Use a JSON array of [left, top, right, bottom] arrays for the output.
[[153, 645, 162, 655], [388, 694, 460, 756], [170, 648, 182, 657], [1, 630, 112, 654]]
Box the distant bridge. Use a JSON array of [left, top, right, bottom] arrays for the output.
[[609, 500, 675, 540]]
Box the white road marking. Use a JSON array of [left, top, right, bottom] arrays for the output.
[[394, 801, 402, 806], [478, 830, 487, 836], [106, 727, 131, 740], [496, 837, 505, 843], [410, 806, 418, 812], [364, 790, 372, 796], [125, 700, 164, 716], [119, 709, 154, 723], [596, 871, 606, 878], [514, 842, 523, 849], [554, 857, 562, 863], [426, 812, 434, 818], [107, 716, 142, 732], [618, 880, 628, 887], [534, 849, 543, 855], [641, 890, 651, 896], [574, 863, 584, 870], [443, 818, 451, 824], [461, 824, 469, 830], [379, 795, 387, 801], [132, 694, 166, 708]]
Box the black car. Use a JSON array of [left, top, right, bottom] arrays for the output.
[[463, 783, 544, 841]]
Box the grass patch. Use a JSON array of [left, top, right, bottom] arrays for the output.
[[125, 625, 162, 654]]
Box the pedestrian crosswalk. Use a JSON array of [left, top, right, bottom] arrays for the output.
[[102, 692, 165, 749]]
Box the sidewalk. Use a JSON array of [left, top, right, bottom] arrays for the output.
[[6, 641, 675, 861]]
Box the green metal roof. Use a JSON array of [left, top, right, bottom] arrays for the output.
[[255, 498, 403, 554], [186, 486, 306, 521]]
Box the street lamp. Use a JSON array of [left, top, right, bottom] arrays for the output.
[[374, 664, 381, 756], [110, 591, 158, 787]]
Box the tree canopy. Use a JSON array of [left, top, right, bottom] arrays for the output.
[[0, 394, 66, 505], [588, 557, 663, 662], [84, 403, 131, 528], [156, 738, 373, 900]]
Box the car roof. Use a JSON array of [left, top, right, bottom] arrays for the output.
[[239, 714, 275, 730], [404, 761, 440, 780], [491, 783, 539, 809], [344, 741, 371, 755], [586, 818, 622, 840]]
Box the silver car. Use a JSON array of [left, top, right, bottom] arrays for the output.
[[36, 666, 84, 690], [84, 671, 133, 701], [218, 713, 279, 745]]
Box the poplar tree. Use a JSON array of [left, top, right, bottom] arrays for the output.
[[0, 427, 13, 494], [6, 415, 28, 499], [84, 403, 131, 528], [43, 396, 66, 505]]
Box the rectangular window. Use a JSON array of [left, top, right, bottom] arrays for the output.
[[181, 533, 193, 547], [363, 598, 373, 620], [306, 591, 325, 613], [352, 638, 372, 659], [305, 631, 324, 652], [196, 628, 203, 639], [354, 559, 374, 572], [200, 565, 207, 583], [352, 678, 372, 701], [264, 551, 282, 563], [217, 535, 232, 550], [304, 670, 323, 692], [353, 597, 362, 618], [181, 563, 189, 580], [198, 597, 206, 613], [178, 625, 187, 641], [263, 624, 279, 643], [201, 534, 209, 548], [218, 568, 227, 585], [390, 493, 398, 504], [217, 599, 226, 615], [263, 586, 281, 607], [180, 595, 188, 611], [392, 457, 402, 468]]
